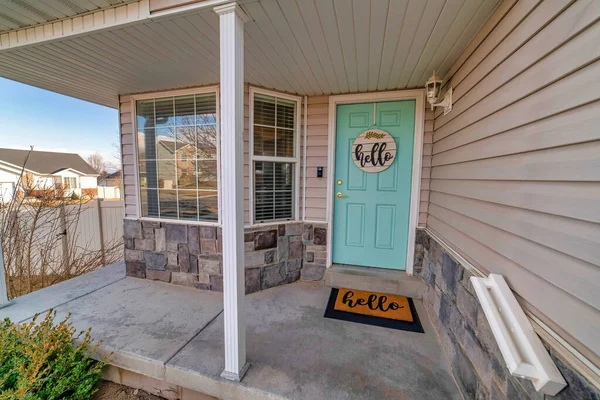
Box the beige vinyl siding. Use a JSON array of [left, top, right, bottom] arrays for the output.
[[428, 0, 600, 364], [119, 95, 137, 218], [304, 95, 329, 221], [420, 108, 434, 227]]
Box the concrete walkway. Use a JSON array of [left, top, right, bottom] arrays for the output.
[[0, 263, 460, 400]]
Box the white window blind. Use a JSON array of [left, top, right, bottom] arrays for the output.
[[254, 162, 294, 222], [136, 92, 218, 222], [252, 92, 299, 223], [253, 94, 295, 158]]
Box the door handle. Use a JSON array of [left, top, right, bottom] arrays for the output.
[[336, 192, 344, 198]]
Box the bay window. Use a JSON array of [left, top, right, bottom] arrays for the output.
[[136, 91, 218, 222], [251, 90, 300, 223]]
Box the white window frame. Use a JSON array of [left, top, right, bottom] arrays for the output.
[[131, 86, 221, 227], [63, 176, 78, 190], [249, 87, 301, 225]]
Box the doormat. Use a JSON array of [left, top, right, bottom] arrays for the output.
[[324, 288, 424, 333]]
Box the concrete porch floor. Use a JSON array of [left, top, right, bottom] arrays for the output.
[[0, 262, 460, 400]]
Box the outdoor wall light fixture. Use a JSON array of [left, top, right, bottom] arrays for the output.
[[425, 71, 452, 115]]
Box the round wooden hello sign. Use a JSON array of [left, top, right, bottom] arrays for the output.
[[351, 129, 397, 173]]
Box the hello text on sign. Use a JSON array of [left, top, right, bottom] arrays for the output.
[[351, 129, 397, 173]]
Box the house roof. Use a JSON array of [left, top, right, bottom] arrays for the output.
[[158, 139, 176, 153], [105, 170, 122, 180], [0, 148, 98, 176]]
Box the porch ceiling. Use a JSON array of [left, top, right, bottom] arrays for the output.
[[0, 0, 501, 108], [0, 0, 136, 32]]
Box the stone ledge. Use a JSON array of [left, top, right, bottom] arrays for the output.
[[325, 264, 425, 298]]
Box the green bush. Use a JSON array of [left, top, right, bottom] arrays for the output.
[[0, 311, 107, 400]]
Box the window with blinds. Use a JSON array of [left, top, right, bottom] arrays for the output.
[[136, 92, 218, 222], [252, 92, 299, 223]]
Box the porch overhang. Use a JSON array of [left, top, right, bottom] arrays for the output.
[[0, 0, 502, 108]]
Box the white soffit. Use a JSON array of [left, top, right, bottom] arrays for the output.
[[0, 2, 224, 107], [243, 0, 501, 95], [0, 0, 501, 108], [0, 0, 137, 33]]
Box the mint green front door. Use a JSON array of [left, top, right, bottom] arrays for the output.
[[332, 100, 415, 270]]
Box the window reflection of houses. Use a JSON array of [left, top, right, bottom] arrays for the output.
[[136, 93, 219, 221]]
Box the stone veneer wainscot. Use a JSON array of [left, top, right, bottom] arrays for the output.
[[123, 220, 328, 293], [418, 229, 600, 400]]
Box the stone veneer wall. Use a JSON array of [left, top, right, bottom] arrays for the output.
[[124, 220, 327, 294], [419, 230, 600, 400], [413, 229, 428, 275]]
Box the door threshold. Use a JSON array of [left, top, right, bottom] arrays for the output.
[[324, 264, 425, 299]]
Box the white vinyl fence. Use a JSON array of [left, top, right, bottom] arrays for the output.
[[64, 199, 124, 264], [97, 186, 121, 199], [0, 199, 124, 299]]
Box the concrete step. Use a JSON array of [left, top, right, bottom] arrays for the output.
[[324, 264, 425, 299]]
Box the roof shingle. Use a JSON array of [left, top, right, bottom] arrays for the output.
[[0, 148, 98, 175]]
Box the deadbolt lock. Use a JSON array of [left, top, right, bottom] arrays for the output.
[[337, 180, 343, 185]]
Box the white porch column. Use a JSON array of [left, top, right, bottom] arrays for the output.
[[214, 2, 249, 382]]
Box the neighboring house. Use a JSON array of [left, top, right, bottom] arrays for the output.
[[98, 170, 123, 199], [0, 1, 598, 399], [98, 170, 122, 187], [0, 148, 99, 200]]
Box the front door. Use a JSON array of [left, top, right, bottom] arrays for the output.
[[332, 100, 415, 270]]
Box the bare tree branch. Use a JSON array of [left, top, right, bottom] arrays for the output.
[[1, 150, 124, 299], [86, 152, 109, 174]]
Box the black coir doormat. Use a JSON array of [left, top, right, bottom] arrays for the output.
[[324, 288, 424, 333]]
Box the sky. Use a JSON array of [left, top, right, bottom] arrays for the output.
[[0, 77, 119, 168]]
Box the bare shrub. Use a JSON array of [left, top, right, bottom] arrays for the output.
[[0, 150, 123, 299]]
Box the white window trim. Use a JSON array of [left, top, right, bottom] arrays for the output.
[[62, 176, 79, 190], [130, 85, 221, 226], [249, 86, 301, 225]]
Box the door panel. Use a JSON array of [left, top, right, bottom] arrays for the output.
[[375, 204, 396, 249], [332, 100, 415, 270], [345, 203, 366, 247]]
